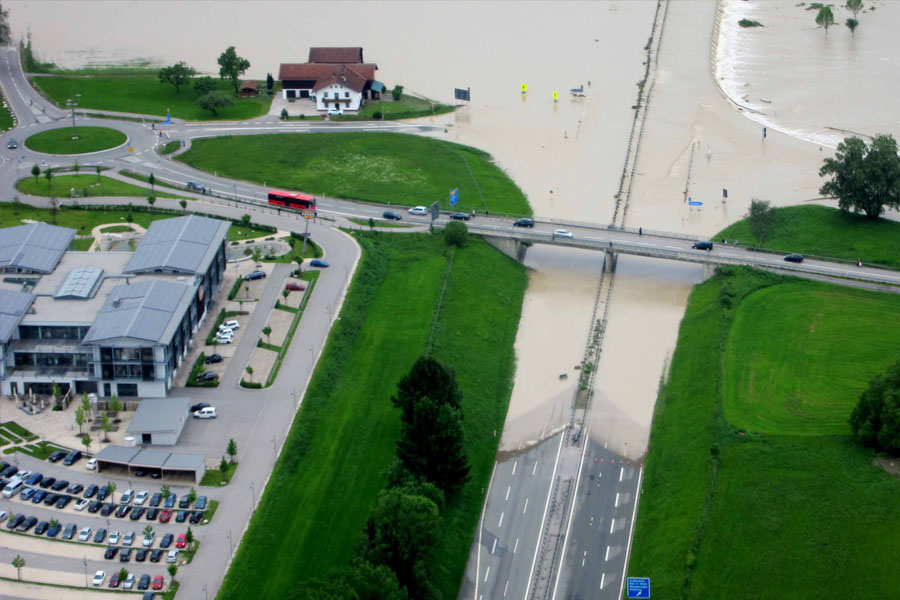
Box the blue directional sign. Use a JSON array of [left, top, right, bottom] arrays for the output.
[[627, 577, 651, 598], [450, 188, 459, 206], [688, 200, 703, 206]]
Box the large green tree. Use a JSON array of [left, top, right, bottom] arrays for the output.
[[396, 396, 470, 495], [745, 198, 776, 246], [816, 6, 835, 33], [158, 61, 197, 93], [819, 135, 900, 219], [218, 46, 250, 94], [194, 75, 217, 97], [849, 361, 900, 456], [196, 90, 234, 116], [846, 0, 863, 18], [0, 2, 11, 45], [392, 357, 462, 417]]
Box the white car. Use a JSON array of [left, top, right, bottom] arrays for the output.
[[123, 531, 135, 546], [166, 549, 179, 563], [215, 332, 234, 344], [109, 530, 120, 545], [0, 510, 7, 523], [408, 206, 428, 216], [134, 490, 149, 506], [221, 320, 240, 330], [86, 458, 97, 470], [553, 229, 574, 238], [120, 489, 134, 504], [78, 526, 92, 541], [92, 570, 106, 587], [74, 498, 90, 511], [193, 406, 217, 419], [123, 573, 136, 590]]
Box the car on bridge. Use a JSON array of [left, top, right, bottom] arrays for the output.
[[186, 181, 208, 194], [513, 218, 534, 228], [784, 253, 804, 263], [450, 212, 471, 220], [408, 206, 428, 216], [692, 241, 714, 250], [382, 211, 402, 221], [553, 229, 574, 239]]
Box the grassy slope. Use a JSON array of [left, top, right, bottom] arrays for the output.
[[33, 75, 271, 121], [177, 132, 531, 215], [629, 268, 900, 599], [218, 233, 526, 600], [0, 100, 13, 130], [716, 204, 900, 268], [16, 174, 183, 199], [24, 126, 126, 154]]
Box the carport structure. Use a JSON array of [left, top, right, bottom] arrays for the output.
[[95, 445, 207, 484]]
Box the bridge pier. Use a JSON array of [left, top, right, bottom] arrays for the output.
[[702, 262, 717, 280], [604, 251, 617, 273], [483, 235, 528, 263]]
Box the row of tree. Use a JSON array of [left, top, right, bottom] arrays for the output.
[[815, 0, 866, 36], [295, 357, 471, 599], [156, 46, 251, 116]]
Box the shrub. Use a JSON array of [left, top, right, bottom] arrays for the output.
[[443, 221, 468, 248], [849, 360, 900, 456]]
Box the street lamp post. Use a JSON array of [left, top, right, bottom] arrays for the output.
[[66, 93, 81, 138]]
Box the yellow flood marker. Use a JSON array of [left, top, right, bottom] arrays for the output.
[[521, 83, 527, 93], [553, 90, 558, 101]]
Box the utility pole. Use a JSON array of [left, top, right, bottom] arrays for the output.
[[66, 93, 81, 137]]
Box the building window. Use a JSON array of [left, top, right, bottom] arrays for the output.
[[117, 383, 138, 397], [345, 92, 349, 98]]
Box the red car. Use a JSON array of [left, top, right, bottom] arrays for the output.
[[109, 573, 120, 588], [285, 282, 305, 291], [153, 575, 165, 590], [159, 509, 172, 523], [175, 533, 186, 548]]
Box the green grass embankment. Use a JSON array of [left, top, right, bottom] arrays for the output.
[[0, 99, 13, 130], [32, 75, 271, 121], [218, 233, 527, 600], [177, 132, 531, 215], [24, 126, 126, 154], [628, 267, 900, 599], [716, 204, 900, 268], [16, 175, 183, 199], [334, 94, 455, 121]]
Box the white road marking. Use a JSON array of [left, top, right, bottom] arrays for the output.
[[504, 580, 509, 597], [609, 519, 615, 534], [532, 462, 538, 476], [615, 492, 620, 508], [550, 421, 591, 600], [498, 512, 504, 528], [512, 460, 518, 476], [605, 545, 611, 562], [601, 573, 606, 589], [526, 433, 565, 599], [505, 486, 510, 501], [523, 498, 529, 514], [619, 467, 624, 482], [513, 537, 519, 554], [618, 466, 644, 600], [484, 566, 490, 582], [663, 245, 680, 250], [491, 538, 497, 554]]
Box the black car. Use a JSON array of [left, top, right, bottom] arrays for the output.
[[136, 548, 148, 562], [383, 210, 402, 221], [135, 469, 147, 477], [84, 484, 99, 499], [120, 547, 132, 562], [160, 533, 173, 548], [47, 451, 67, 463], [784, 253, 804, 263], [7, 514, 24, 529], [96, 486, 109, 501], [146, 508, 159, 521], [149, 549, 163, 563], [47, 521, 61, 537], [244, 270, 266, 281], [196, 372, 218, 383], [105, 546, 119, 560], [94, 528, 107, 543], [450, 212, 471, 221], [194, 496, 207, 510], [51, 479, 69, 491], [186, 181, 208, 194], [31, 489, 48, 503], [39, 476, 55, 489], [55, 494, 73, 509], [175, 510, 189, 523], [67, 483, 84, 494], [115, 504, 132, 518], [138, 573, 152, 589], [149, 493, 162, 507], [34, 520, 49, 535], [204, 353, 223, 365], [692, 241, 714, 250], [18, 516, 38, 532], [101, 503, 116, 517], [63, 450, 82, 465], [178, 496, 191, 509], [88, 500, 103, 513], [43, 493, 60, 506], [0, 465, 18, 478], [6, 138, 17, 149], [189, 511, 204, 524], [513, 218, 535, 228], [130, 507, 146, 521]]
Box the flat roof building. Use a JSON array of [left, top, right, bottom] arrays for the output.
[[127, 397, 189, 446]]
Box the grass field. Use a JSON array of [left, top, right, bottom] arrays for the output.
[[24, 126, 126, 154], [158, 140, 181, 155], [335, 94, 455, 121], [33, 75, 271, 121], [16, 174, 183, 199], [218, 233, 527, 600], [628, 268, 900, 599], [0, 99, 13, 130], [716, 204, 900, 268], [177, 132, 531, 215]]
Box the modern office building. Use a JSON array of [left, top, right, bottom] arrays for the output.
[[0, 216, 229, 398]]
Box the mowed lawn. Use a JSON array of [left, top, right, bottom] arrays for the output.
[[629, 268, 900, 599], [219, 233, 526, 600], [716, 204, 900, 268], [25, 126, 126, 154], [16, 174, 183, 199], [1, 100, 13, 130], [33, 74, 271, 121], [724, 284, 900, 435], [177, 132, 532, 215]]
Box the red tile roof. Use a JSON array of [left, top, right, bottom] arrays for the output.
[[308, 47, 364, 64], [239, 81, 258, 91], [278, 63, 378, 93]]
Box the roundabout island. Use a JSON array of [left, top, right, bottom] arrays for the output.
[[25, 125, 127, 154]]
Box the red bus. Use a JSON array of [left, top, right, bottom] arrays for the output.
[[268, 190, 317, 212]]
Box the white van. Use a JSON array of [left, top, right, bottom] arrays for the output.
[[2, 480, 24, 498], [193, 407, 217, 419], [220, 320, 240, 331]]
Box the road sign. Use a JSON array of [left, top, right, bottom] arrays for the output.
[[627, 577, 651, 598], [688, 200, 703, 206], [301, 209, 316, 220], [429, 201, 440, 221], [450, 188, 458, 206], [454, 87, 470, 102]]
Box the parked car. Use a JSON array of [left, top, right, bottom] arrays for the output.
[[109, 530, 121, 544], [149, 549, 163, 563], [51, 479, 69, 491], [309, 258, 329, 268], [178, 496, 191, 509], [130, 507, 146, 520], [135, 491, 149, 505], [193, 407, 217, 419], [0, 465, 17, 478], [115, 504, 132, 518], [94, 528, 107, 543], [84, 484, 99, 498], [86, 458, 98, 470], [136, 547, 149, 561], [48, 451, 67, 463], [120, 489, 134, 504], [55, 494, 73, 509], [101, 503, 116, 516], [186, 181, 207, 193], [88, 500, 103, 513], [39, 476, 56, 489], [153, 575, 165, 590], [222, 320, 240, 330], [43, 492, 60, 506], [160, 533, 174, 548], [513, 218, 535, 228], [408, 206, 428, 216], [47, 521, 61, 537], [175, 510, 188, 523], [3, 480, 24, 498], [553, 229, 574, 239], [63, 450, 83, 465], [67, 483, 84, 494], [63, 523, 77, 539], [285, 281, 305, 291], [194, 496, 208, 511], [195, 372, 219, 383], [146, 508, 159, 521], [190, 511, 204, 524], [784, 253, 804, 263], [450, 212, 470, 220], [18, 516, 38, 532], [214, 333, 234, 344], [163, 494, 176, 508], [110, 572, 120, 588], [0, 510, 6, 523], [692, 241, 714, 250], [159, 510, 172, 524], [143, 532, 156, 547], [6, 514, 24, 529], [104, 546, 119, 560], [25, 472, 43, 486], [244, 270, 266, 281], [20, 487, 35, 501], [166, 549, 178, 563], [31, 489, 48, 503], [175, 533, 187, 548], [138, 574, 151, 589], [123, 573, 136, 590], [120, 547, 133, 562], [123, 530, 135, 546], [35, 520, 49, 535], [149, 493, 162, 507], [203, 354, 222, 364], [383, 210, 402, 221], [78, 526, 93, 541], [74, 498, 90, 511], [96, 485, 109, 501], [92, 570, 106, 587]]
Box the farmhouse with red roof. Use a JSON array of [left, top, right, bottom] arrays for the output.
[[278, 47, 384, 114]]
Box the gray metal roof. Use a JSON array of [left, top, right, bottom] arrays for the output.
[[82, 280, 195, 344], [127, 398, 189, 434], [55, 266, 104, 299], [0, 223, 76, 273], [124, 215, 229, 275], [163, 454, 206, 470], [96, 445, 141, 463], [0, 288, 35, 343], [131, 449, 171, 468]]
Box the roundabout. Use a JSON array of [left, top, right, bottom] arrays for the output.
[[24, 125, 127, 154]]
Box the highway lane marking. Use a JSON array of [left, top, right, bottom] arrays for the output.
[[504, 579, 509, 597], [600, 573, 606, 589], [609, 518, 615, 534], [498, 512, 504, 528], [523, 498, 529, 514], [550, 421, 591, 600], [514, 537, 519, 554], [473, 462, 498, 600], [619, 467, 624, 482], [533, 461, 538, 476], [615, 492, 620, 508], [618, 466, 644, 600], [663, 245, 680, 250], [484, 566, 490, 582], [526, 432, 566, 599], [505, 486, 511, 501], [512, 460, 518, 475], [605, 545, 611, 562], [491, 538, 497, 554]]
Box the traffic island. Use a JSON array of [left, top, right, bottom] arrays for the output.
[[25, 126, 127, 154]]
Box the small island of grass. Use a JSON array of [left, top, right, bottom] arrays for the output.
[[25, 126, 127, 154]]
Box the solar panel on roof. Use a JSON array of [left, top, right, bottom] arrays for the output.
[[55, 266, 104, 299]]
